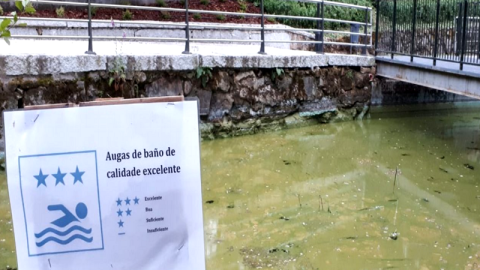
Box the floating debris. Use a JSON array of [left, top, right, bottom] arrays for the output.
[[283, 160, 291, 165], [434, 190, 442, 194], [227, 204, 234, 209], [346, 236, 357, 240], [389, 231, 399, 240], [401, 153, 410, 156], [440, 156, 445, 159], [388, 199, 398, 202], [464, 164, 475, 170], [422, 198, 430, 202], [359, 206, 384, 211], [467, 147, 480, 151], [439, 168, 448, 173], [279, 216, 290, 221], [205, 200, 214, 204], [393, 166, 399, 194], [269, 248, 279, 253]]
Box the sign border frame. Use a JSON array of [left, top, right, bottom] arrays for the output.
[[18, 150, 105, 257]]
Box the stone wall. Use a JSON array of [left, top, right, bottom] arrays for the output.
[[0, 66, 373, 143]]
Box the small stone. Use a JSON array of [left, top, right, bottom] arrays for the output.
[[212, 71, 231, 93], [134, 72, 147, 83], [183, 81, 192, 96]]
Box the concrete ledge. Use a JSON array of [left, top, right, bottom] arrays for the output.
[[0, 39, 374, 76]]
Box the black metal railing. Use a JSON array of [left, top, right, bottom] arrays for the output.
[[376, 0, 480, 70], [1, 0, 373, 55]]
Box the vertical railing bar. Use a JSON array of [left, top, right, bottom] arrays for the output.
[[182, 0, 191, 54], [315, 2, 324, 53], [362, 7, 369, 54], [85, 0, 95, 55], [460, 0, 468, 70], [391, 0, 397, 59], [258, 0, 266, 55], [370, 6, 373, 47], [477, 3, 480, 62], [316, 2, 320, 53], [375, 0, 380, 56], [433, 0, 441, 65], [410, 0, 417, 62], [321, 0, 325, 53], [456, 2, 463, 58]]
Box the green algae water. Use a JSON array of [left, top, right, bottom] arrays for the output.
[[1, 104, 480, 269]]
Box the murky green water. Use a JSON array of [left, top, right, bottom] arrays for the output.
[[1, 104, 480, 269]]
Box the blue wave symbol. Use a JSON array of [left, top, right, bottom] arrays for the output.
[[34, 226, 92, 238], [35, 234, 93, 247]]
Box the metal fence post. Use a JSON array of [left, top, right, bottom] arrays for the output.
[[182, 0, 191, 54], [362, 8, 369, 55], [410, 0, 417, 62], [391, 0, 397, 59], [315, 2, 324, 54], [258, 0, 266, 55], [456, 2, 463, 55], [375, 0, 380, 56], [433, 0, 441, 65], [460, 0, 468, 70], [85, 0, 95, 55]]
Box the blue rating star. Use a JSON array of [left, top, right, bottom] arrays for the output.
[[133, 197, 140, 204], [117, 209, 123, 217], [125, 197, 131, 205], [118, 220, 124, 228], [71, 166, 85, 185], [116, 198, 122, 206], [126, 209, 132, 216], [52, 167, 66, 186], [34, 169, 48, 188]]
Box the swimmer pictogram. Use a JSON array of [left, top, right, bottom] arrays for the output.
[[34, 203, 93, 247]]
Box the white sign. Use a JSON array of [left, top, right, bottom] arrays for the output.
[[4, 100, 206, 270]]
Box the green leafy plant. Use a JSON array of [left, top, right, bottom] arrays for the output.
[[238, 0, 248, 11], [56, 6, 65, 18], [23, 2, 35, 14], [200, 0, 209, 5], [193, 13, 202, 20], [216, 14, 226, 21], [179, 0, 186, 6], [156, 0, 167, 7], [1, 0, 34, 44], [109, 57, 127, 91], [196, 67, 213, 88], [0, 5, 4, 16], [122, 9, 133, 20], [91, 6, 99, 16], [271, 68, 284, 82], [346, 70, 354, 79], [267, 17, 276, 23], [161, 11, 171, 20]]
